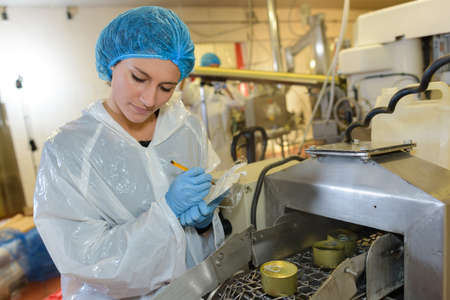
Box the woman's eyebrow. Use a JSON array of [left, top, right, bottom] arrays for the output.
[[133, 66, 150, 77], [133, 66, 177, 85]]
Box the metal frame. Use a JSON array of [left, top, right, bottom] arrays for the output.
[[155, 143, 449, 299], [264, 151, 450, 299]]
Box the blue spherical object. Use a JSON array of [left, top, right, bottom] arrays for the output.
[[200, 52, 221, 67]]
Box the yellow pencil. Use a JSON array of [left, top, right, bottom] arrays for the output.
[[170, 160, 189, 171], [170, 160, 215, 185]]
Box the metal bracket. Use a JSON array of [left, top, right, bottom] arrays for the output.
[[311, 253, 366, 300], [153, 227, 253, 300], [366, 233, 404, 300]]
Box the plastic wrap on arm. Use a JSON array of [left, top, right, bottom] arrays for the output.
[[34, 144, 186, 299]]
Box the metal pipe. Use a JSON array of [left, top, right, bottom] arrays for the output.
[[285, 15, 329, 75], [266, 0, 284, 72], [199, 84, 210, 139], [191, 67, 339, 86], [310, 14, 330, 75], [285, 30, 313, 72]]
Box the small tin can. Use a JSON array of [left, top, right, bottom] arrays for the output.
[[312, 240, 346, 269], [327, 229, 358, 257], [260, 260, 298, 297]]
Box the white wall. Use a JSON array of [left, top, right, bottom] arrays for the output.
[[0, 5, 369, 207]]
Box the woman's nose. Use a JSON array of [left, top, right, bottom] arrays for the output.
[[140, 86, 157, 107]]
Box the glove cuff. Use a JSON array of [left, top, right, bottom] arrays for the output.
[[195, 214, 213, 230]]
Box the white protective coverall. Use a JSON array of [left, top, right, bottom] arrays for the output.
[[181, 80, 244, 171], [285, 85, 313, 139], [33, 96, 225, 300]]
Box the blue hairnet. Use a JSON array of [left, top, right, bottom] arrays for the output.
[[95, 6, 195, 82], [200, 53, 221, 67]]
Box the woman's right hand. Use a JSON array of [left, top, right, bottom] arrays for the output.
[[166, 167, 212, 217]]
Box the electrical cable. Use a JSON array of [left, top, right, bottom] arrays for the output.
[[297, 0, 350, 154], [325, 63, 337, 121], [325, 80, 346, 122], [351, 72, 420, 101], [332, 96, 361, 129], [250, 156, 305, 230], [392, 76, 418, 87], [344, 54, 450, 142]]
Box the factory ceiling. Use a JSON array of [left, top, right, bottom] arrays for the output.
[[0, 0, 412, 10]]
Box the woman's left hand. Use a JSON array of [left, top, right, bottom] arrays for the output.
[[179, 192, 228, 228]]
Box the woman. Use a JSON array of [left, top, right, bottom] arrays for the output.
[[34, 6, 225, 299]]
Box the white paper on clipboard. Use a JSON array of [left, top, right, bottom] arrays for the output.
[[204, 162, 247, 204]]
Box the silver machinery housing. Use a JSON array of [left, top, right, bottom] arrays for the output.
[[154, 142, 450, 300]]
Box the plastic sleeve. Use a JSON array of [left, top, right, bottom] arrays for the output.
[[34, 145, 186, 299]]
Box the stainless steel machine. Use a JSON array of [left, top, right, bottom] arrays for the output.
[[154, 141, 450, 300]]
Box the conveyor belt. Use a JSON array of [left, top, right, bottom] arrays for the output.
[[212, 232, 385, 300]]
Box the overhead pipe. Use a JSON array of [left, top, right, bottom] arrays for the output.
[[191, 67, 340, 86], [266, 0, 285, 72], [285, 14, 330, 74]]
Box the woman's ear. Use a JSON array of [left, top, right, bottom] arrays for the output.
[[108, 65, 115, 86]]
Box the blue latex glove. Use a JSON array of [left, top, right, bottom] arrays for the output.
[[180, 191, 229, 229], [166, 167, 212, 217]]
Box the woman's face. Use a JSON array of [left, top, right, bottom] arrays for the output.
[[107, 58, 180, 124]]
